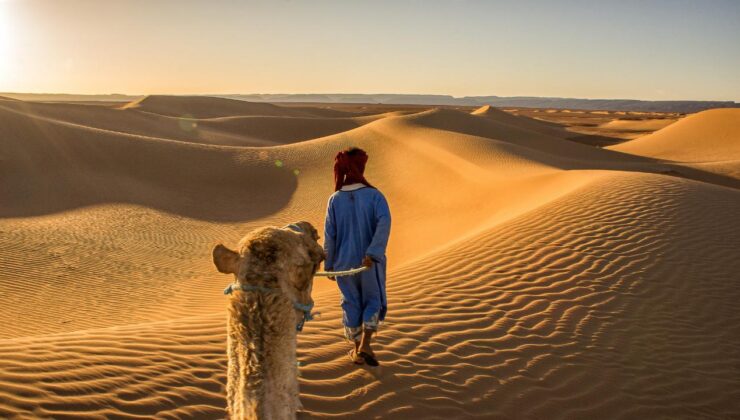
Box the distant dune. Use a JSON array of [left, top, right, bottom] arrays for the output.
[[1, 96, 739, 419], [230, 93, 738, 113], [464, 96, 738, 113], [0, 97, 387, 147], [610, 108, 740, 179], [611, 108, 740, 162], [122, 94, 350, 118], [504, 107, 683, 145], [598, 118, 676, 133], [0, 92, 141, 102]]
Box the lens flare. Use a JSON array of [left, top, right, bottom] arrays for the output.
[[178, 114, 197, 132]]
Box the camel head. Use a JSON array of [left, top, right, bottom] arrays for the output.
[[212, 221, 325, 327]]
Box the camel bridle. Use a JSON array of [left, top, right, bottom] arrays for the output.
[[223, 283, 315, 332]]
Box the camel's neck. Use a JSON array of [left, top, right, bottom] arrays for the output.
[[227, 291, 299, 420]]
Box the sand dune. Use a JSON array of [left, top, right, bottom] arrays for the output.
[[472, 104, 572, 139], [504, 107, 682, 145], [610, 108, 740, 180], [598, 118, 676, 133], [611, 109, 740, 162], [1, 97, 739, 419], [123, 95, 349, 118], [0, 102, 299, 220], [193, 113, 389, 145], [0, 98, 385, 147]]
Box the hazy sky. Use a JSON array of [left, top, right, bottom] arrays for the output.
[[1, 0, 738, 100]]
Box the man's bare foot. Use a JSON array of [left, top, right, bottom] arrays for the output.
[[348, 341, 364, 364], [349, 348, 365, 365], [358, 329, 379, 366]]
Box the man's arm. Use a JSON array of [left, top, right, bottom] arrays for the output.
[[365, 193, 391, 263]]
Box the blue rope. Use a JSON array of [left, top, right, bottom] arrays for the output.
[[223, 282, 315, 332], [294, 301, 315, 332], [223, 283, 279, 295]]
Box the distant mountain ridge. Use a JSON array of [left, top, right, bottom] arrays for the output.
[[2, 92, 736, 113], [226, 94, 737, 113]]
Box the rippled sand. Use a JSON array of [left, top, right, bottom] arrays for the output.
[[1, 95, 739, 419]]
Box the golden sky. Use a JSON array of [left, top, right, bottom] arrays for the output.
[[1, 0, 738, 101]]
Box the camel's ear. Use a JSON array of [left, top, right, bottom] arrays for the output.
[[296, 221, 319, 242], [309, 242, 325, 264], [213, 244, 239, 274], [293, 221, 323, 263]]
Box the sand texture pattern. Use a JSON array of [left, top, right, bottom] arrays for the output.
[[1, 97, 739, 419]]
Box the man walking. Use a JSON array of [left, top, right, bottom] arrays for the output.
[[323, 147, 391, 366]]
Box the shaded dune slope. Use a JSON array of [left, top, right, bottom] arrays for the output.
[[0, 103, 297, 220], [123, 95, 350, 118], [0, 99, 385, 147], [193, 113, 389, 145], [1, 97, 740, 418], [471, 104, 574, 139]]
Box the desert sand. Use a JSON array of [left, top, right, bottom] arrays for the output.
[[1, 95, 739, 419], [505, 107, 683, 146], [610, 109, 740, 180]]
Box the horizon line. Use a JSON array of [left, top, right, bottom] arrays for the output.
[[2, 91, 738, 104]]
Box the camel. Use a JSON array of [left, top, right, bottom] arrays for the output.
[[212, 221, 324, 420]]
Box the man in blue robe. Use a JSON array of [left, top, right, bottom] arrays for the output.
[[324, 147, 391, 367]]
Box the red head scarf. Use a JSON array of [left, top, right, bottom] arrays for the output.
[[334, 147, 374, 191]]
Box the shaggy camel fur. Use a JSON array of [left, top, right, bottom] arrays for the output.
[[213, 221, 324, 420]]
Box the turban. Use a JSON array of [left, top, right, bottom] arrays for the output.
[[334, 148, 374, 192]]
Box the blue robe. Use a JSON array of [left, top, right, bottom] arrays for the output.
[[324, 186, 391, 340]]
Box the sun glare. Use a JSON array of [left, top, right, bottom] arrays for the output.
[[0, 2, 11, 82]]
